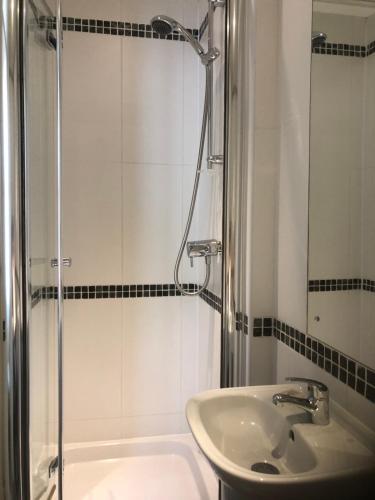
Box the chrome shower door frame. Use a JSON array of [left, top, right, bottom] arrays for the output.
[[56, 1, 64, 497], [221, 0, 255, 388], [1, 1, 64, 498], [1, 1, 30, 498]]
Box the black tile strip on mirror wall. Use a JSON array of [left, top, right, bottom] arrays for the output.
[[309, 279, 375, 292], [312, 40, 375, 58], [59, 17, 199, 41], [253, 317, 375, 405]]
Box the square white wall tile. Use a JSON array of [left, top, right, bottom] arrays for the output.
[[362, 168, 375, 278], [63, 160, 122, 285], [62, 0, 121, 20], [310, 56, 364, 174], [307, 292, 361, 361], [181, 298, 200, 405], [183, 44, 200, 165], [255, 0, 280, 129], [64, 300, 122, 421], [122, 298, 181, 416], [121, 0, 183, 25], [346, 388, 375, 432], [366, 13, 375, 43], [182, 0, 200, 28], [251, 129, 278, 316], [309, 167, 353, 277], [122, 37, 183, 165], [120, 0, 199, 27], [364, 57, 375, 168], [64, 418, 123, 444], [122, 163, 182, 283], [279, 0, 312, 125], [249, 338, 277, 386], [121, 413, 183, 438], [197, 301, 221, 392], [62, 32, 122, 163]]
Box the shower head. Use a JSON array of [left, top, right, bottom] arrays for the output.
[[312, 31, 327, 47], [150, 16, 175, 36], [150, 14, 218, 64]]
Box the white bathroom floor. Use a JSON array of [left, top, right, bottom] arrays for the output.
[[64, 433, 218, 500]]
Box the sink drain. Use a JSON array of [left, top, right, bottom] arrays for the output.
[[251, 462, 280, 475]]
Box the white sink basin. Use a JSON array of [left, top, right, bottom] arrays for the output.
[[186, 384, 375, 500]]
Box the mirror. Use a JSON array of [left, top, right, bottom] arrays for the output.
[[308, 0, 375, 375]]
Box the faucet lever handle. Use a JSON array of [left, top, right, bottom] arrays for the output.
[[286, 377, 328, 396]]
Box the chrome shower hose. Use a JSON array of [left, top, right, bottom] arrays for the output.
[[174, 66, 210, 296]]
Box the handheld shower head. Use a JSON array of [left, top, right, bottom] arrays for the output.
[[150, 14, 219, 65], [150, 16, 175, 36]]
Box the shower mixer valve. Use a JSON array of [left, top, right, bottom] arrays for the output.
[[187, 239, 222, 267]]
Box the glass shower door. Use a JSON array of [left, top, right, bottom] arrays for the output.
[[24, 0, 60, 497]]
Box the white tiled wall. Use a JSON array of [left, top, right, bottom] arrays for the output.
[[63, 296, 211, 441], [62, 0, 222, 442]]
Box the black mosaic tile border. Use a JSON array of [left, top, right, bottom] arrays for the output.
[[308, 278, 375, 292], [236, 312, 249, 335], [368, 40, 375, 56], [31, 287, 43, 308], [31, 281, 224, 319], [252, 316, 375, 405], [253, 317, 274, 337], [61, 17, 199, 42], [31, 283, 200, 304], [313, 40, 375, 58], [200, 287, 222, 313], [313, 42, 366, 57]]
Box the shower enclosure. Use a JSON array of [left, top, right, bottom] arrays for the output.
[[0, 0, 252, 498]]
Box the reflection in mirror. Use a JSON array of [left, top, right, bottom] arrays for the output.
[[308, 1, 375, 383]]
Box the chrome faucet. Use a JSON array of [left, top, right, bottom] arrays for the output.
[[272, 377, 330, 425], [186, 239, 222, 267]]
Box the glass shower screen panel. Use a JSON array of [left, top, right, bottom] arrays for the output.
[[24, 1, 59, 497]]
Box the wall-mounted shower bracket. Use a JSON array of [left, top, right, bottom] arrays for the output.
[[207, 154, 224, 168], [201, 47, 220, 66], [210, 0, 226, 8], [187, 239, 222, 267], [51, 257, 72, 268], [48, 457, 59, 478]]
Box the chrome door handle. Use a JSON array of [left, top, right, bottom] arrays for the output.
[[51, 257, 72, 268]]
